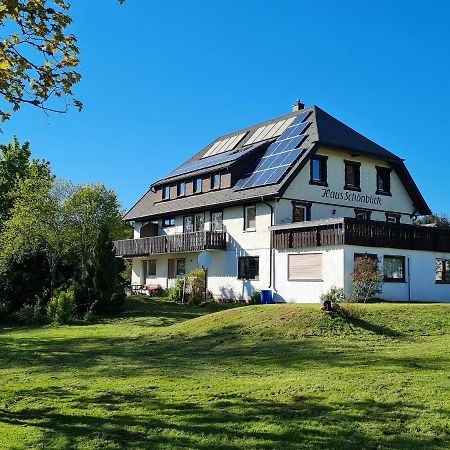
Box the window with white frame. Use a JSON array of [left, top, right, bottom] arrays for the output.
[[143, 259, 156, 277], [162, 185, 170, 200], [435, 259, 450, 283], [195, 213, 205, 232], [244, 205, 256, 231], [211, 211, 223, 231]]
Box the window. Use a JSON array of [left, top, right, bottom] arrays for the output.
[[383, 255, 405, 282], [310, 156, 328, 185], [177, 181, 185, 197], [183, 216, 193, 233], [211, 211, 223, 232], [211, 173, 221, 189], [436, 259, 450, 284], [144, 259, 156, 277], [238, 256, 259, 280], [288, 253, 323, 281], [292, 201, 311, 223], [344, 160, 361, 191], [355, 209, 371, 220], [194, 178, 202, 193], [195, 213, 205, 232], [386, 213, 400, 224], [176, 258, 186, 276], [162, 185, 171, 200], [376, 167, 391, 195], [293, 205, 305, 222], [162, 217, 175, 227], [244, 205, 256, 231]]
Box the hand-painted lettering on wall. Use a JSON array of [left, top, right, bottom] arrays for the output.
[[322, 189, 382, 205]]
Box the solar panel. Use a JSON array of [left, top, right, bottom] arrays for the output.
[[202, 132, 246, 158], [169, 142, 264, 177], [244, 116, 296, 146], [234, 110, 312, 190]]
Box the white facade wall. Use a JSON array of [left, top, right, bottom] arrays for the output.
[[273, 247, 345, 303], [278, 146, 416, 224], [131, 203, 274, 301], [272, 245, 450, 303]]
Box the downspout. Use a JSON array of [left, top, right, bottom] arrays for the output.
[[262, 197, 274, 290], [407, 257, 411, 302]]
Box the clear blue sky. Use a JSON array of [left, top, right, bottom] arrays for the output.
[[2, 0, 450, 214]]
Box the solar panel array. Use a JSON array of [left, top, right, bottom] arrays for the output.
[[234, 110, 311, 190], [244, 116, 296, 147], [169, 142, 264, 177], [202, 132, 247, 158]]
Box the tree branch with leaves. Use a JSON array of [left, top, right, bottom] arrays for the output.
[[0, 0, 84, 127]]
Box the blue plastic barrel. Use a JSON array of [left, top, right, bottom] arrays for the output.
[[260, 290, 272, 304]]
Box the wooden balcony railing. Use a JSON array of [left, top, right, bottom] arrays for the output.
[[114, 230, 227, 257], [271, 218, 450, 252]]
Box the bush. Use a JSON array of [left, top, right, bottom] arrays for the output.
[[320, 286, 345, 304], [168, 278, 185, 302], [10, 304, 35, 323], [187, 268, 206, 305], [350, 256, 383, 303], [249, 289, 261, 304], [47, 289, 76, 325]]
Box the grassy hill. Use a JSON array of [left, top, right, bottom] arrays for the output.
[[0, 298, 449, 449]]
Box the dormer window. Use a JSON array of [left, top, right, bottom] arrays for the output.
[[211, 172, 221, 189], [162, 185, 170, 200], [177, 181, 185, 197], [194, 177, 202, 193], [162, 217, 175, 227], [344, 160, 361, 191], [376, 167, 392, 196], [310, 156, 328, 185]]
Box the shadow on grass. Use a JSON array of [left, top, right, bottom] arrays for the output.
[[0, 387, 446, 449]]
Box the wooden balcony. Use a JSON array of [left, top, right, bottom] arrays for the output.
[[114, 230, 227, 257], [271, 218, 450, 253]]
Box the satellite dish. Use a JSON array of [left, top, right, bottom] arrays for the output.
[[198, 250, 213, 269]]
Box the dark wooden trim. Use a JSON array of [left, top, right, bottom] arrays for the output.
[[344, 160, 361, 191], [161, 217, 176, 228], [271, 218, 450, 253], [375, 166, 392, 196], [385, 213, 401, 224], [354, 208, 372, 220], [114, 231, 227, 257], [310, 155, 328, 186], [383, 255, 406, 283]]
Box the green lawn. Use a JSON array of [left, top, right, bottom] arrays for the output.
[[0, 298, 449, 449]]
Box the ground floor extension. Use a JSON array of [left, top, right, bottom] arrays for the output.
[[121, 218, 450, 303]]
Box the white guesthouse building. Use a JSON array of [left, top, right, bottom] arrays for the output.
[[115, 101, 450, 303]]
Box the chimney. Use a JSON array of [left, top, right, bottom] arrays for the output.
[[292, 99, 304, 111]]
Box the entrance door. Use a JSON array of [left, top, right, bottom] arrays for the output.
[[167, 258, 175, 288]]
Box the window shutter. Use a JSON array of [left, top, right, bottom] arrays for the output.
[[288, 253, 323, 281]]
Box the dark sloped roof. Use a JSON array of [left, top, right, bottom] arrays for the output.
[[124, 105, 430, 221], [314, 106, 402, 161]]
